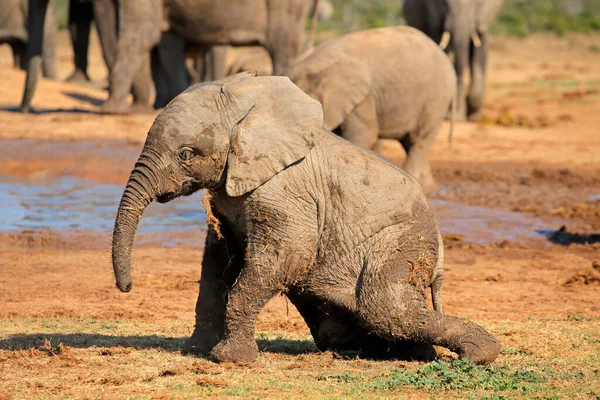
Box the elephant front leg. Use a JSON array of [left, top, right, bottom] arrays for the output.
[[209, 229, 309, 362], [209, 258, 283, 363], [188, 226, 244, 355], [467, 34, 488, 122]]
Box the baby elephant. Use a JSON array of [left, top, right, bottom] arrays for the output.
[[111, 73, 500, 364], [286, 26, 456, 193]]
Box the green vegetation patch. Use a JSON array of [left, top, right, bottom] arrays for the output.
[[369, 359, 549, 394]]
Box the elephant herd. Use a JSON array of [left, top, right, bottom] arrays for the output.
[[4, 0, 507, 365]]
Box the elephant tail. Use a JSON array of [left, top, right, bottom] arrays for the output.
[[431, 232, 444, 313], [448, 94, 455, 146]]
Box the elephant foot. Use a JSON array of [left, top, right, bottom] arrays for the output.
[[66, 69, 90, 84], [467, 111, 484, 122], [455, 324, 501, 365], [100, 99, 131, 115], [185, 330, 220, 355], [130, 102, 154, 114], [209, 338, 258, 363], [404, 169, 436, 195]]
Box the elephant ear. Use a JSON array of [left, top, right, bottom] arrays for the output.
[[477, 0, 504, 33], [222, 76, 324, 197], [287, 50, 371, 131]]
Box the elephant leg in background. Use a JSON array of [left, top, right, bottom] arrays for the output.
[[467, 34, 488, 121], [188, 225, 244, 355], [100, 0, 160, 113], [66, 0, 94, 82], [10, 41, 26, 70], [339, 96, 379, 150], [151, 47, 170, 109], [356, 254, 501, 364], [20, 0, 49, 112], [399, 128, 438, 193], [41, 0, 58, 79], [92, 0, 118, 71], [452, 42, 470, 121], [129, 54, 153, 113], [209, 45, 228, 81], [156, 32, 189, 106]]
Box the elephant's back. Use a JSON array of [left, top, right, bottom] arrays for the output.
[[340, 27, 455, 136], [313, 132, 435, 225], [339, 26, 453, 83], [164, 0, 268, 45]]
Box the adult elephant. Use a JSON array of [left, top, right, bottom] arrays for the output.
[[19, 0, 153, 113], [403, 0, 505, 121], [0, 0, 56, 78], [109, 0, 316, 113]]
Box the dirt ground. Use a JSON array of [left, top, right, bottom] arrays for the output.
[[0, 31, 599, 399]]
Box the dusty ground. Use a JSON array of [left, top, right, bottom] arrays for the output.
[[0, 32, 599, 399]]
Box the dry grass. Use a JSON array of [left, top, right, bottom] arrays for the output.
[[1, 317, 599, 399]]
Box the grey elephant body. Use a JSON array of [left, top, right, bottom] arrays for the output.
[[102, 0, 313, 113], [403, 0, 505, 120], [0, 0, 56, 78], [286, 26, 456, 192], [111, 73, 500, 364]]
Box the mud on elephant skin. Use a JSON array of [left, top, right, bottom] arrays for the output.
[[286, 26, 456, 193], [403, 0, 505, 121], [111, 72, 500, 365]]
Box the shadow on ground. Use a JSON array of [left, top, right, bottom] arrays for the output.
[[0, 106, 98, 114], [62, 91, 104, 107], [0, 333, 316, 356], [537, 225, 600, 245], [0, 333, 438, 361]]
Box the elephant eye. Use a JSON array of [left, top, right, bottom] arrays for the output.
[[179, 147, 195, 161]]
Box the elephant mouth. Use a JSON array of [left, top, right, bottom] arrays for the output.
[[156, 180, 202, 203], [156, 192, 178, 203]]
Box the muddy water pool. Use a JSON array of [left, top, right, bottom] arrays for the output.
[[0, 139, 565, 247]]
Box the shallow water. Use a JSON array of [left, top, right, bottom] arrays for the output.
[[0, 175, 206, 236], [0, 139, 567, 247], [0, 173, 564, 246], [431, 199, 563, 245]]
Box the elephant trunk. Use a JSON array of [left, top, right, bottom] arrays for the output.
[[112, 154, 161, 292], [20, 0, 49, 113]]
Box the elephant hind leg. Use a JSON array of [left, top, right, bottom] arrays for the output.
[[400, 124, 439, 194], [339, 96, 379, 150], [357, 277, 500, 365]]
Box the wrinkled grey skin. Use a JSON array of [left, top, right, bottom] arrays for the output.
[[151, 0, 317, 109], [0, 0, 57, 77], [111, 73, 501, 364], [403, 0, 505, 121], [286, 27, 456, 193]]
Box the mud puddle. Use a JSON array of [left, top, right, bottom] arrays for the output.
[[431, 199, 567, 245], [0, 175, 206, 247], [0, 139, 570, 248], [0, 173, 564, 247]]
